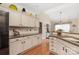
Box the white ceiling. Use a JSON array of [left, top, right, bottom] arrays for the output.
[[16, 3, 64, 13], [45, 3, 79, 22], [16, 3, 79, 22]]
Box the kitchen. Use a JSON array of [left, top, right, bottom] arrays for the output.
[[0, 3, 79, 55]]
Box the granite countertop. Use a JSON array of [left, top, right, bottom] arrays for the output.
[[49, 35, 79, 47], [9, 33, 40, 39]]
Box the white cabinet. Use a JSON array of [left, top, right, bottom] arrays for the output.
[[49, 37, 79, 55], [21, 14, 29, 27], [49, 37, 53, 51], [21, 36, 32, 51], [9, 11, 21, 26], [30, 17, 34, 27], [38, 35, 42, 44], [9, 38, 23, 55], [35, 36, 39, 45], [0, 6, 22, 26], [32, 35, 42, 47], [32, 35, 38, 47], [9, 35, 42, 55], [9, 36, 33, 55], [55, 40, 66, 55], [28, 16, 36, 27], [25, 36, 33, 49], [35, 18, 39, 27], [22, 37, 28, 51]]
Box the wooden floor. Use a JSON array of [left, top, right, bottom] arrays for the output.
[[23, 39, 51, 55]]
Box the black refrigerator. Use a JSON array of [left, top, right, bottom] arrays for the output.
[[0, 10, 9, 48]]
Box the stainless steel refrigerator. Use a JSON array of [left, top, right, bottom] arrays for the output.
[[0, 10, 9, 48]]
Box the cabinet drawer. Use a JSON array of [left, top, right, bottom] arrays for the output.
[[9, 38, 19, 43]]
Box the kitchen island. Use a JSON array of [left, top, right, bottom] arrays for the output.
[[49, 34, 79, 55]]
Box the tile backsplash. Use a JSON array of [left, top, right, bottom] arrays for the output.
[[9, 27, 39, 37]]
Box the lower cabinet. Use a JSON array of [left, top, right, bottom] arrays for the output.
[[21, 36, 32, 51], [38, 35, 42, 44], [65, 47, 78, 55], [49, 37, 79, 55], [9, 35, 42, 55], [25, 36, 33, 49], [9, 37, 32, 55], [9, 38, 23, 55], [32, 35, 38, 47]]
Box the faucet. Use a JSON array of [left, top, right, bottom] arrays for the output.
[[13, 29, 20, 36]]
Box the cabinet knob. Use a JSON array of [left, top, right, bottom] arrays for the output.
[[16, 39, 19, 41]]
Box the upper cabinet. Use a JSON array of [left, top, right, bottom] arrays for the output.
[[0, 6, 39, 27], [21, 14, 29, 27], [21, 14, 39, 27], [30, 17, 35, 27], [9, 11, 21, 26], [35, 18, 39, 27]]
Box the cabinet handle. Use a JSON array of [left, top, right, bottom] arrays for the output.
[[63, 47, 64, 51], [24, 41, 26, 43], [65, 49, 67, 53], [21, 42, 23, 44]]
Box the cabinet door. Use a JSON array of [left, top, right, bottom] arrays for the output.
[[32, 36, 36, 47], [35, 18, 39, 27], [65, 47, 78, 55], [22, 14, 29, 27], [38, 35, 42, 44], [32, 35, 38, 47], [9, 38, 23, 55], [36, 36, 39, 46], [23, 37, 33, 51], [49, 37, 53, 51], [30, 17, 34, 27], [29, 17, 34, 27], [53, 38, 58, 53], [9, 11, 21, 26], [26, 36, 33, 49], [56, 41, 65, 55], [53, 38, 65, 55]]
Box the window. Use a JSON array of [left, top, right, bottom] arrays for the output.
[[55, 24, 70, 32]]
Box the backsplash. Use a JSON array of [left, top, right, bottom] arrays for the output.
[[9, 27, 39, 37]]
